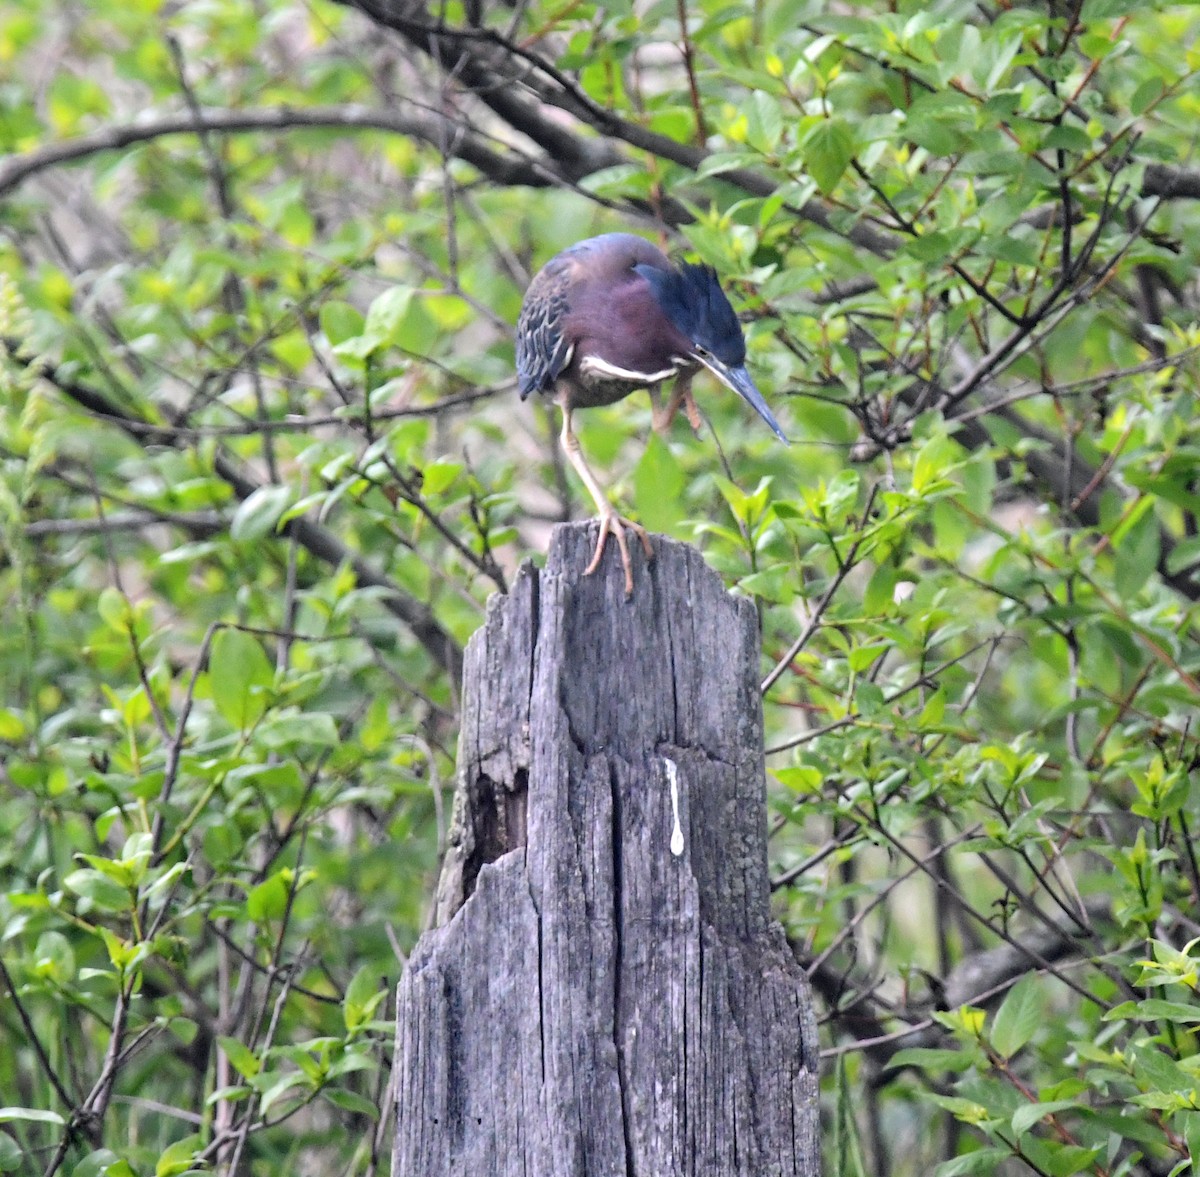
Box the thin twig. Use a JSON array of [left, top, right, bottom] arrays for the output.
[[0, 954, 76, 1109]]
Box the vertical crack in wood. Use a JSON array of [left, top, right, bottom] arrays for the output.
[[609, 756, 636, 1177], [663, 566, 681, 749], [442, 964, 464, 1146], [528, 863, 547, 1089]]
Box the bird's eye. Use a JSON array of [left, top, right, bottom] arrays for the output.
[[694, 345, 711, 359]]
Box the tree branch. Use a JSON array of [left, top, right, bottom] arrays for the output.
[[805, 895, 1113, 1073], [0, 105, 552, 199], [13, 355, 465, 684], [341, 0, 901, 255]]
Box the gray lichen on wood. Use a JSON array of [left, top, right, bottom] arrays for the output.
[[395, 522, 821, 1176]]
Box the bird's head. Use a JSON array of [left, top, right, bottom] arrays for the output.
[[634, 260, 788, 443]]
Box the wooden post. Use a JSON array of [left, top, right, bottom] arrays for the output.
[[394, 522, 821, 1176]]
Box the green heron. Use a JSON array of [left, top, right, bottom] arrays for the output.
[[516, 232, 788, 594]]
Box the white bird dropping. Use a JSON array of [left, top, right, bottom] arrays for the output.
[[664, 757, 684, 857]]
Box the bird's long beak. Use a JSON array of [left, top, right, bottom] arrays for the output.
[[697, 356, 789, 444]]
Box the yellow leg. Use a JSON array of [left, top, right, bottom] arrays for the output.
[[683, 382, 703, 433], [650, 373, 702, 436], [558, 394, 653, 595]]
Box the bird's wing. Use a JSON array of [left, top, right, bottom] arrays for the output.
[[516, 255, 577, 399]]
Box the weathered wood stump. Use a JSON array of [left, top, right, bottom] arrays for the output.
[[394, 522, 821, 1176]]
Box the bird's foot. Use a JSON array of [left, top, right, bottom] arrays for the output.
[[651, 381, 703, 438], [650, 400, 677, 435], [584, 509, 654, 596]]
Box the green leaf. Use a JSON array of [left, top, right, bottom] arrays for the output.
[[167, 1017, 199, 1046], [887, 1047, 975, 1072], [391, 293, 439, 355], [0, 1133, 21, 1174], [632, 433, 686, 534], [1129, 1041, 1195, 1094], [256, 1072, 307, 1118], [33, 931, 76, 983], [855, 682, 885, 717], [578, 165, 651, 198], [70, 1151, 138, 1177], [738, 564, 795, 604], [1121, 999, 1200, 1023], [230, 485, 294, 542], [848, 642, 888, 673], [1042, 1145, 1101, 1175], [1113, 503, 1160, 601], [255, 711, 339, 750], [746, 91, 784, 153], [802, 118, 856, 194], [362, 286, 413, 351], [421, 459, 463, 497], [1130, 76, 1165, 115], [917, 688, 946, 727], [1011, 1098, 1081, 1137], [245, 873, 290, 923], [1125, 465, 1200, 514], [772, 766, 822, 793], [0, 1108, 65, 1125], [903, 229, 973, 265], [97, 587, 131, 634], [1182, 1111, 1200, 1173], [863, 564, 899, 615], [209, 628, 274, 731], [976, 231, 1039, 267], [319, 300, 364, 346], [912, 433, 960, 494], [98, 927, 144, 972], [0, 708, 25, 741], [1042, 124, 1093, 153], [935, 1150, 1012, 1177], [694, 151, 760, 179], [990, 974, 1041, 1058], [218, 1036, 261, 1079], [344, 966, 387, 1032], [926, 1094, 992, 1125], [322, 1088, 380, 1118], [225, 762, 305, 804], [905, 93, 976, 155], [155, 1136, 201, 1177], [63, 868, 131, 912], [350, 285, 439, 357]]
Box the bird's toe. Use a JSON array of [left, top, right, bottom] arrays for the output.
[[584, 511, 653, 595]]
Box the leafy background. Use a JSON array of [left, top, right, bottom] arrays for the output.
[[2, 0, 1200, 1175]]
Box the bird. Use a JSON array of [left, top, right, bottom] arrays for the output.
[[515, 232, 788, 595]]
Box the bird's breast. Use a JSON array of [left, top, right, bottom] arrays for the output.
[[569, 354, 693, 408]]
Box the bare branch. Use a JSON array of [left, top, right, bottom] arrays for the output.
[[0, 105, 550, 199], [1142, 163, 1200, 200]]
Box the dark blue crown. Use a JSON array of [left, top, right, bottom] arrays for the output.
[[634, 261, 747, 366]]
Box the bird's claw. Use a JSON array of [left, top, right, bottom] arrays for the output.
[[651, 381, 703, 438], [584, 510, 654, 596]]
